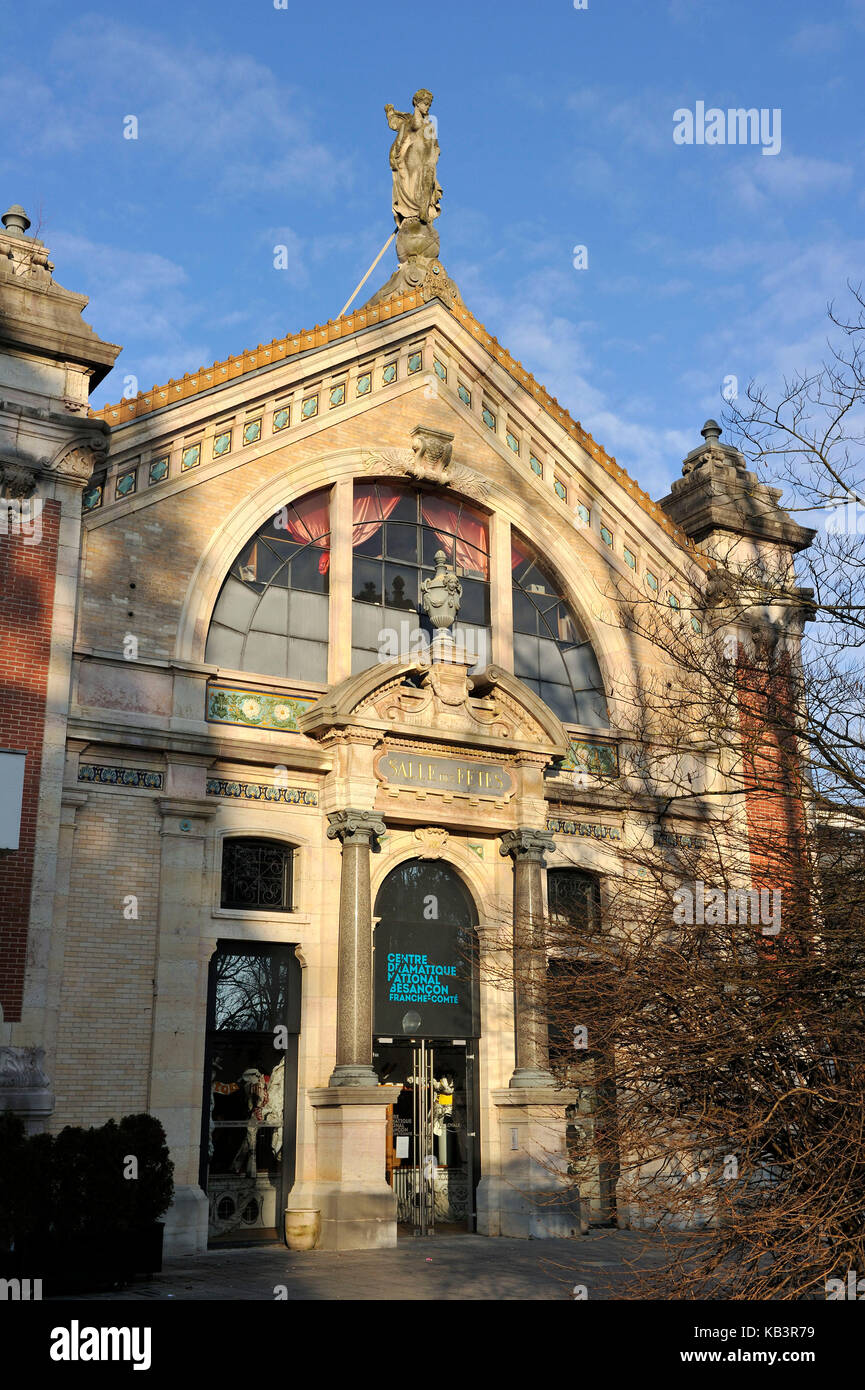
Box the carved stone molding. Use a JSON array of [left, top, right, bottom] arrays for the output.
[[364, 422, 491, 504], [413, 826, 449, 858]]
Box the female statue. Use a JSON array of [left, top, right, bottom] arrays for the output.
[[385, 88, 442, 228]]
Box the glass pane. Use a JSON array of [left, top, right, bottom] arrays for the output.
[[459, 579, 490, 627], [539, 680, 580, 722], [353, 558, 382, 604], [213, 947, 293, 1031], [287, 637, 328, 684], [353, 527, 383, 559], [512, 589, 539, 635], [423, 528, 454, 567], [385, 564, 417, 610], [375, 860, 476, 927], [513, 632, 540, 682], [385, 523, 418, 563], [290, 547, 329, 594]]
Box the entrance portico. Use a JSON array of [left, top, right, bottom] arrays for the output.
[[288, 643, 585, 1248]]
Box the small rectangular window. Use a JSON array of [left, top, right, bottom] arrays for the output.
[[220, 838, 294, 912]]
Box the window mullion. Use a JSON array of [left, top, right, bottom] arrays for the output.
[[490, 512, 513, 670], [328, 478, 354, 685]]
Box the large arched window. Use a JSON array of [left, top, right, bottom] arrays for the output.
[[205, 489, 330, 682], [351, 483, 491, 674], [511, 533, 606, 726]]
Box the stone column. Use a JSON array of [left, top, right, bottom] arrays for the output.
[[326, 809, 386, 1087], [500, 828, 555, 1088]]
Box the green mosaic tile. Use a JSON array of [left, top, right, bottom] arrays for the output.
[[181, 444, 201, 471], [243, 420, 262, 445], [273, 407, 290, 431], [148, 456, 169, 485], [206, 684, 314, 731]]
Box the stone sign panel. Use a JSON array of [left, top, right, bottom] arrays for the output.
[[376, 750, 513, 796]]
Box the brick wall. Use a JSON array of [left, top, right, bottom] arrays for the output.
[[737, 646, 808, 936], [0, 500, 60, 1021], [51, 791, 162, 1129]]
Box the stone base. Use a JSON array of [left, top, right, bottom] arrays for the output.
[[303, 1085, 401, 1251], [162, 1183, 209, 1256], [477, 1088, 587, 1239]]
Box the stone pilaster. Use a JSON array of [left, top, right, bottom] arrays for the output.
[[151, 796, 218, 1255], [326, 809, 386, 1087], [500, 827, 556, 1088]]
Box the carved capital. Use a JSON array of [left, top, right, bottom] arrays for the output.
[[0, 459, 36, 498], [0, 1045, 50, 1090], [499, 828, 556, 864], [327, 809, 386, 846]]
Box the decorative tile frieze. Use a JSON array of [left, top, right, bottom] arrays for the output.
[[547, 817, 621, 841], [206, 778, 318, 806], [654, 829, 707, 849], [560, 740, 619, 776], [77, 764, 164, 789], [206, 684, 315, 731]]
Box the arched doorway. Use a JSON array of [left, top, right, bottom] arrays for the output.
[[373, 858, 480, 1233]]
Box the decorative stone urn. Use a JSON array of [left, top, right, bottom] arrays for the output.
[[421, 550, 462, 630], [284, 1208, 321, 1251]]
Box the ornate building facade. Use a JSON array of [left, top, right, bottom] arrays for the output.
[[0, 96, 814, 1255]]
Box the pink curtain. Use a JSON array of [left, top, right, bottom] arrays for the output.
[[353, 484, 402, 547], [274, 488, 331, 573], [422, 496, 489, 579]]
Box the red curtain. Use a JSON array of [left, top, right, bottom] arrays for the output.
[[273, 489, 331, 573], [421, 496, 489, 579], [353, 485, 403, 547]]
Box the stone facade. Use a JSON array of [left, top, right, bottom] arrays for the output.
[[0, 201, 813, 1255]]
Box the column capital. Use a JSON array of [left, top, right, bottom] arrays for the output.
[[499, 828, 555, 864], [327, 809, 386, 847]]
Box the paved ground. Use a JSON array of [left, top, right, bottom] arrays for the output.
[[69, 1229, 669, 1301]]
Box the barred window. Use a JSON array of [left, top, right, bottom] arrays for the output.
[[220, 838, 294, 912], [548, 869, 602, 938]]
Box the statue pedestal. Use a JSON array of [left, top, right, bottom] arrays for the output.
[[294, 1086, 401, 1250], [477, 1088, 587, 1238]]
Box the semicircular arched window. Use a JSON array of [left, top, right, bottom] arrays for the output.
[[205, 488, 330, 682], [511, 533, 607, 726]]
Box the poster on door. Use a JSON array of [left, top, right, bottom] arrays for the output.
[[374, 920, 474, 1037]]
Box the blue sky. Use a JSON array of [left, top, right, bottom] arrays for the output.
[[1, 0, 862, 499]]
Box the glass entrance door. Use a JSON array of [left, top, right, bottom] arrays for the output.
[[375, 1037, 478, 1233], [200, 943, 300, 1244]]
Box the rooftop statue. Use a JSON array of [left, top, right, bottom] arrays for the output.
[[385, 88, 442, 228], [362, 89, 461, 310]]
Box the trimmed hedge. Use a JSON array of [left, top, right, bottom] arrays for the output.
[[0, 1110, 174, 1289]]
